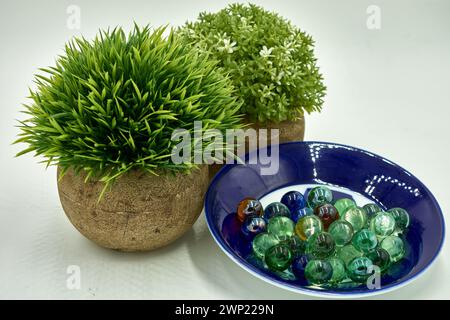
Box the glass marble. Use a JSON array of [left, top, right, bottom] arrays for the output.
[[363, 203, 383, 218], [328, 220, 354, 247], [307, 186, 333, 209], [367, 248, 391, 272], [264, 202, 291, 220], [352, 229, 378, 253], [334, 198, 356, 215], [264, 244, 293, 271], [380, 235, 405, 263], [304, 259, 333, 285], [281, 191, 306, 212], [237, 198, 263, 222], [241, 216, 266, 238], [314, 204, 339, 230], [306, 232, 336, 259], [370, 211, 396, 237], [292, 254, 310, 279], [338, 244, 363, 267], [328, 258, 347, 284], [347, 257, 374, 283], [252, 232, 279, 259], [284, 235, 306, 258], [267, 216, 294, 241], [388, 208, 410, 232], [294, 215, 323, 241], [291, 207, 313, 223], [341, 207, 368, 232]]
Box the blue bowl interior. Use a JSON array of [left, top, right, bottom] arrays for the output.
[[205, 142, 445, 295]]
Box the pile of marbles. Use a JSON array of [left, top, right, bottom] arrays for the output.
[[237, 186, 410, 287]]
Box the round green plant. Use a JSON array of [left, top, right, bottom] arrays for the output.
[[178, 3, 326, 123], [15, 25, 242, 196]]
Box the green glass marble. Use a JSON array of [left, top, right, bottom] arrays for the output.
[[264, 244, 293, 271], [306, 232, 336, 259], [367, 248, 391, 272], [352, 229, 378, 253], [252, 233, 279, 259], [328, 220, 354, 247], [264, 202, 291, 220], [387, 208, 410, 232], [334, 198, 356, 215], [347, 257, 374, 283], [380, 235, 405, 263], [341, 206, 368, 232], [294, 215, 323, 241], [363, 203, 382, 218], [369, 211, 396, 237], [328, 258, 346, 284], [304, 259, 333, 285], [267, 216, 294, 241], [307, 186, 333, 209], [337, 244, 363, 267], [284, 235, 305, 258]]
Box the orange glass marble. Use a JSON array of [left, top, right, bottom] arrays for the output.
[[237, 197, 263, 222]]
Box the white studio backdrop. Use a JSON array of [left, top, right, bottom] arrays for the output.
[[0, 0, 449, 299]]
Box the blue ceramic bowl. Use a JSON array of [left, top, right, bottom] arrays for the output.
[[204, 141, 445, 298]]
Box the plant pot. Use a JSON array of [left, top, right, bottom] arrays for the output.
[[57, 165, 209, 252], [208, 116, 305, 180]]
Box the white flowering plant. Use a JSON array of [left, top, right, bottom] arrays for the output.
[[179, 3, 326, 123]]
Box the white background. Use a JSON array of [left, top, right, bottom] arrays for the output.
[[0, 0, 449, 299]]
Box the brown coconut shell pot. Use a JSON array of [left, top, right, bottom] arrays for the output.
[[209, 116, 305, 180], [57, 165, 209, 252]]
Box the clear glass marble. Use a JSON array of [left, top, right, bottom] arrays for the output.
[[341, 206, 368, 232]]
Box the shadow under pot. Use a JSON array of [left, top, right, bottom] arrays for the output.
[[57, 165, 209, 252]]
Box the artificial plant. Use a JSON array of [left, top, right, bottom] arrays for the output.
[[15, 25, 242, 196], [179, 3, 326, 123]]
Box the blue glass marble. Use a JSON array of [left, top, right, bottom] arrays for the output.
[[241, 216, 266, 238], [291, 207, 314, 223], [264, 202, 291, 220], [281, 191, 306, 212], [292, 254, 311, 279]]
